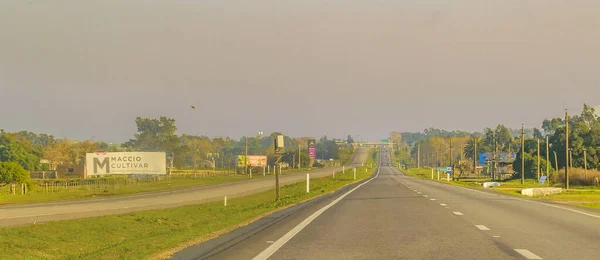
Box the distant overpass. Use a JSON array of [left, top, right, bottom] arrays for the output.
[[352, 142, 392, 148]]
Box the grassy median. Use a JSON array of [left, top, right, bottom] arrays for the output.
[[0, 151, 378, 260]]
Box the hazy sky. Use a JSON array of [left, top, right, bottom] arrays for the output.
[[1, 1, 599, 142]]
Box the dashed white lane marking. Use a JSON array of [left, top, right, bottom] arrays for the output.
[[514, 249, 543, 259], [493, 236, 500, 238], [440, 204, 447, 207], [423, 195, 429, 198], [252, 169, 380, 260], [475, 225, 490, 231], [453, 212, 464, 216], [430, 198, 436, 201], [266, 241, 274, 244]]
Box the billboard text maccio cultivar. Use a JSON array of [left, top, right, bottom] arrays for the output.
[[86, 152, 167, 175]]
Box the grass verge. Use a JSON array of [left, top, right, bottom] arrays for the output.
[[404, 167, 600, 210], [0, 151, 377, 260], [0, 152, 359, 206], [0, 175, 265, 205]]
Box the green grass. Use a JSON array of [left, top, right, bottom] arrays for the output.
[[0, 175, 264, 205], [0, 156, 357, 206], [405, 168, 600, 210], [0, 152, 378, 260]]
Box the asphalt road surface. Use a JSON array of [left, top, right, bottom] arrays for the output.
[[0, 149, 370, 227], [174, 146, 600, 260]]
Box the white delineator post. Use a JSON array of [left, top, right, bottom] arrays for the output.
[[306, 174, 310, 193], [224, 196, 227, 207], [431, 168, 434, 180], [354, 168, 357, 180], [437, 170, 440, 180], [447, 172, 450, 182], [250, 168, 252, 178], [263, 166, 266, 176], [343, 165, 345, 173]]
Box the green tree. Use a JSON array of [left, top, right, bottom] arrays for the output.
[[0, 134, 41, 170], [123, 117, 180, 152], [0, 161, 31, 187], [347, 135, 355, 144]]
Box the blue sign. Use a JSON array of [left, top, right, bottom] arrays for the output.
[[446, 167, 452, 174], [479, 153, 516, 164], [539, 176, 547, 184]]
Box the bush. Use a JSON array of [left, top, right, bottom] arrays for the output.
[[0, 162, 30, 184], [0, 161, 34, 191], [555, 168, 600, 186]]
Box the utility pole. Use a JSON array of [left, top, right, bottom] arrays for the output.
[[584, 148, 588, 180], [473, 137, 477, 176], [274, 135, 284, 201], [521, 124, 525, 185], [537, 139, 541, 181], [554, 151, 559, 176], [298, 145, 301, 169], [417, 144, 421, 168], [449, 137, 453, 180], [245, 137, 249, 175], [565, 109, 570, 189], [492, 131, 496, 181], [569, 149, 574, 171], [546, 135, 550, 177]]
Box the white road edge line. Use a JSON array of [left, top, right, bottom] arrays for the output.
[[440, 204, 447, 206], [475, 225, 490, 231], [514, 249, 543, 259], [453, 212, 464, 216], [430, 199, 436, 201], [252, 168, 381, 260]]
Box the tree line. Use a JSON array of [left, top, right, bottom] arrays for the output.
[[1, 116, 349, 186], [396, 104, 600, 181]]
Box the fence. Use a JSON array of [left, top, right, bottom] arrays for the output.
[[26, 170, 237, 194]]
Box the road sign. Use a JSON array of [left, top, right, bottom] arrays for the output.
[[446, 167, 452, 174], [381, 139, 389, 143], [539, 176, 547, 184], [308, 139, 316, 159]]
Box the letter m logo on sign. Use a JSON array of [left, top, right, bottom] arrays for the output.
[[93, 157, 110, 174]]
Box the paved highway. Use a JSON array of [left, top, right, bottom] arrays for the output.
[[173, 147, 600, 260], [0, 149, 370, 227]]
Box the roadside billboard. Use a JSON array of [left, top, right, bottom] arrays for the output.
[[86, 152, 167, 175], [237, 155, 268, 167]]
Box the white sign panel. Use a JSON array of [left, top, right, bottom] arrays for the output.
[[86, 152, 167, 175]]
